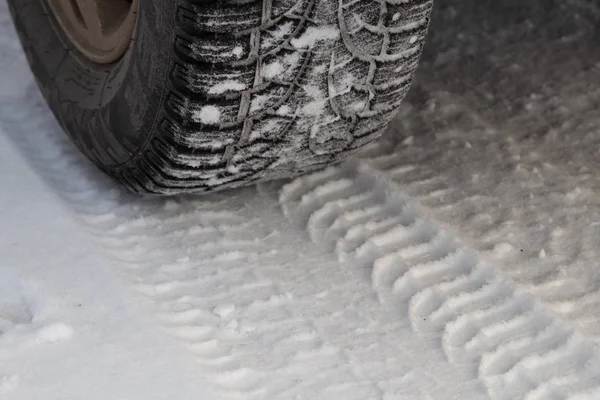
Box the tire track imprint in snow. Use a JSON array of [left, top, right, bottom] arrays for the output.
[[3, 69, 600, 400], [280, 161, 600, 399], [4, 1, 600, 399], [3, 90, 600, 400], [0, 103, 364, 398], [359, 88, 600, 344], [0, 92, 473, 399]]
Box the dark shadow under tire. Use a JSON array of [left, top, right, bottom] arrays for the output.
[[8, 0, 433, 195]]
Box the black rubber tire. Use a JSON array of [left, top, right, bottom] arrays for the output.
[[8, 0, 433, 195]]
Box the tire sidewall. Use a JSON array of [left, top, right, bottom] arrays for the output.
[[7, 0, 177, 167]]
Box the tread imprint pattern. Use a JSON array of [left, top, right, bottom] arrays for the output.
[[1, 98, 466, 400], [279, 162, 600, 400]]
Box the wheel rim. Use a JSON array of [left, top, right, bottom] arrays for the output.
[[47, 0, 139, 64]]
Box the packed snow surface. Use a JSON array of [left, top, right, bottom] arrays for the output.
[[3, 1, 600, 399]]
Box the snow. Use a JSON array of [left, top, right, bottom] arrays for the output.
[[208, 80, 247, 94], [290, 26, 339, 49], [260, 60, 284, 79], [262, 21, 295, 49], [3, 0, 600, 399], [232, 46, 243, 58], [250, 93, 269, 112], [260, 53, 301, 85], [300, 84, 327, 118], [276, 105, 292, 115], [34, 323, 74, 345], [193, 105, 221, 125], [0, 134, 217, 400], [212, 304, 235, 318]]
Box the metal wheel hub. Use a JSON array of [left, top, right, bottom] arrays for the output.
[[48, 0, 139, 64]]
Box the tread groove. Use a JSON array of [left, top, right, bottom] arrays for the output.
[[114, 0, 433, 194]]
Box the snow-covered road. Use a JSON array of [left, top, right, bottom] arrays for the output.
[[3, 1, 600, 399]]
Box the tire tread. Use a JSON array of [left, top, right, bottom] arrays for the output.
[[116, 0, 433, 194]]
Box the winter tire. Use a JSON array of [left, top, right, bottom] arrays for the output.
[[8, 0, 433, 195]]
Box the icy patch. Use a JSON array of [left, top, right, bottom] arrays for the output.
[[193, 106, 221, 125], [291, 26, 339, 48], [208, 80, 247, 95]]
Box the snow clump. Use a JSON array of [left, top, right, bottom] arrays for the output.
[[291, 26, 339, 48]]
